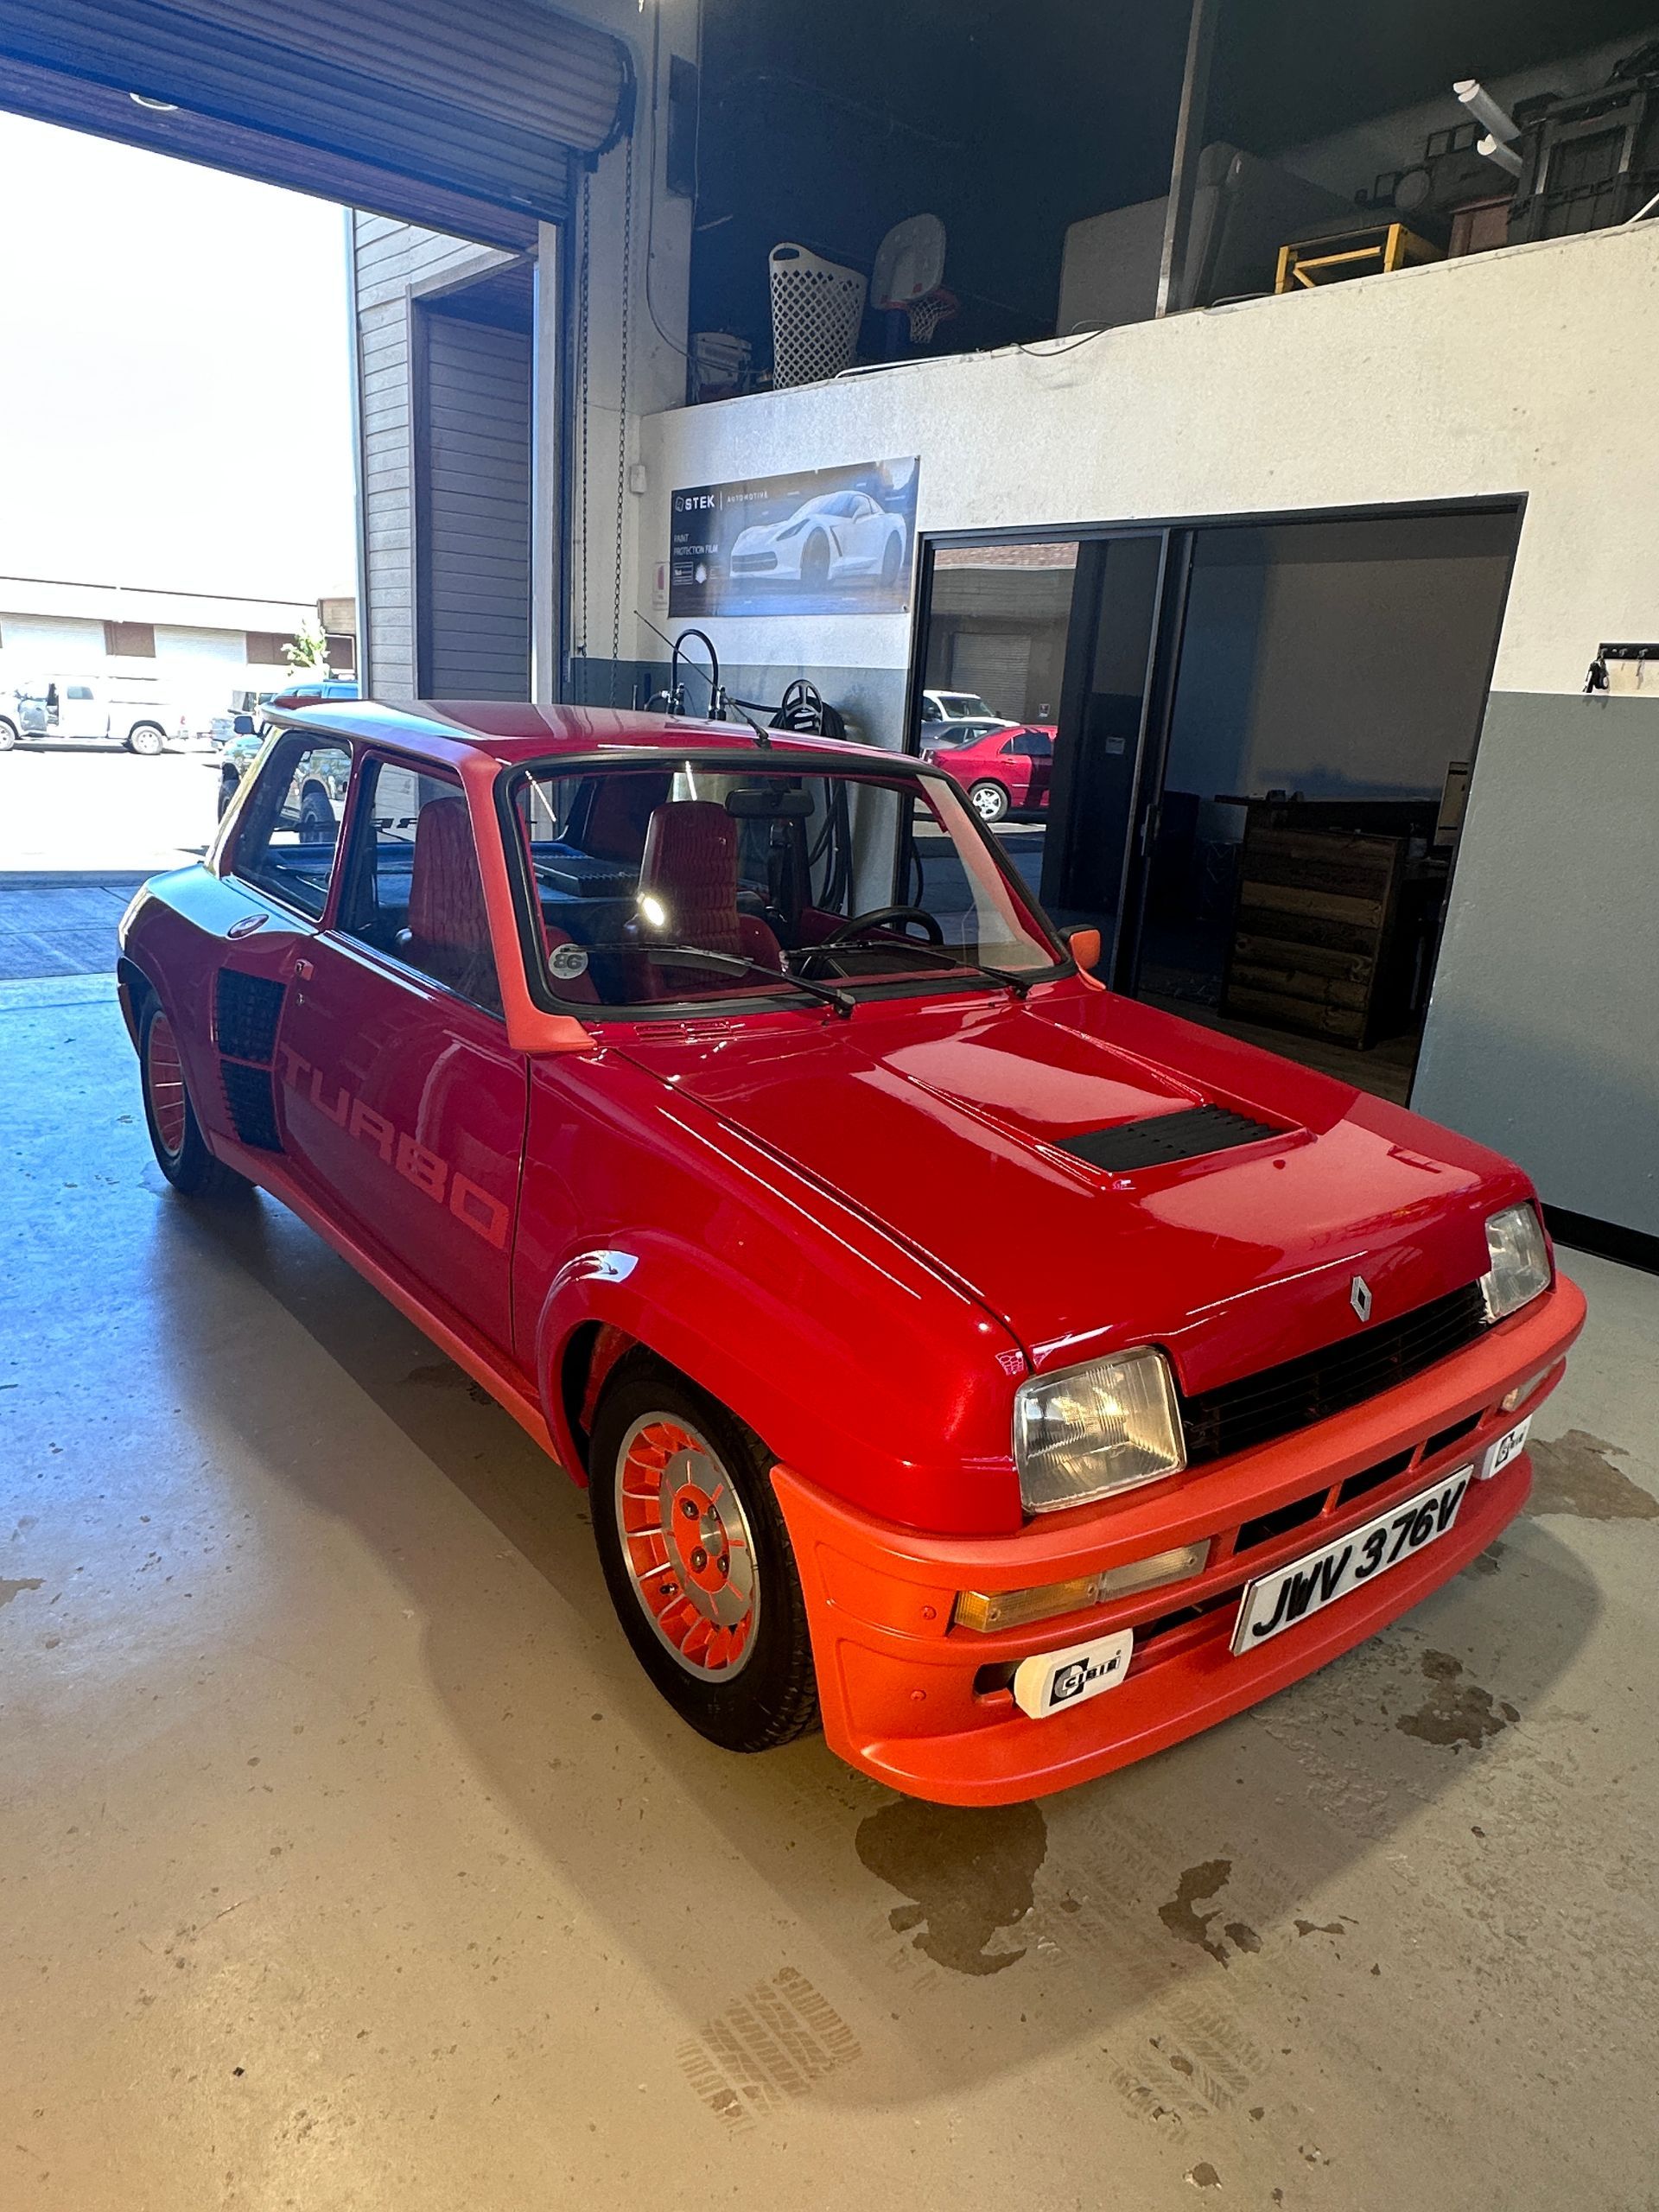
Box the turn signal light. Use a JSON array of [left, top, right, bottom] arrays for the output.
[[954, 1541, 1209, 1633], [1502, 1365, 1555, 1413]]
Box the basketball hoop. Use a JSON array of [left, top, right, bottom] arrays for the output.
[[906, 286, 958, 345]]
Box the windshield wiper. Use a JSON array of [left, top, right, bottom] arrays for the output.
[[812, 934, 1040, 999], [593, 941, 856, 1017]]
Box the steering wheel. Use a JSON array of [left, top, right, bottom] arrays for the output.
[[814, 904, 944, 950]]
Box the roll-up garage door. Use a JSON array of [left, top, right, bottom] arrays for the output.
[[0, 0, 631, 242], [414, 272, 534, 702]]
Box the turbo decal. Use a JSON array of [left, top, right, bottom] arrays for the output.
[[276, 1046, 509, 1249]]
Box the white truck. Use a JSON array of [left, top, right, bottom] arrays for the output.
[[0, 676, 193, 755]]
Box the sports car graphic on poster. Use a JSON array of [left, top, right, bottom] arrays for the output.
[[670, 458, 919, 618]]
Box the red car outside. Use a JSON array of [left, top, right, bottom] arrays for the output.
[[934, 721, 1055, 823], [118, 701, 1582, 1805]]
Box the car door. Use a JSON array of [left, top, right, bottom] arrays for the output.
[[60, 683, 104, 740], [273, 750, 527, 1361]]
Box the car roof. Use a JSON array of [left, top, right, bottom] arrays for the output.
[[264, 696, 915, 772]]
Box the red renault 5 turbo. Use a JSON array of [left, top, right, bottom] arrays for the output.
[[118, 701, 1583, 1805]]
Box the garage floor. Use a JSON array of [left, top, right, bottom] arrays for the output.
[[4, 977, 1658, 2212]]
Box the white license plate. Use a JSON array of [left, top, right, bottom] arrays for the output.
[[1230, 1466, 1471, 1656], [1479, 1415, 1530, 1481]]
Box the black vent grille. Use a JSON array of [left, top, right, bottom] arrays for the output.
[[215, 969, 285, 1063], [1054, 1105, 1279, 1173], [221, 1060, 282, 1151], [1183, 1282, 1490, 1466]]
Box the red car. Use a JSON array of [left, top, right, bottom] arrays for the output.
[[934, 722, 1055, 823], [118, 701, 1582, 1805]]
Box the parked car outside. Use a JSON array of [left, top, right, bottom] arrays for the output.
[[728, 491, 907, 590], [917, 714, 1007, 760], [213, 683, 359, 818], [118, 699, 1583, 1805], [920, 686, 1000, 727], [0, 675, 192, 754], [934, 722, 1056, 821]]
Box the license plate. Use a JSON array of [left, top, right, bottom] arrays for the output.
[[1479, 1415, 1530, 1481], [1013, 1629, 1134, 1719], [1230, 1467, 1471, 1656]]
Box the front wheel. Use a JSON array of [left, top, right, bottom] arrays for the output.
[[589, 1350, 819, 1753], [127, 722, 165, 756], [969, 778, 1009, 824], [139, 995, 248, 1200], [0, 719, 16, 753]]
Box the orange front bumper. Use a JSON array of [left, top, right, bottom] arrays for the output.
[[772, 1277, 1586, 1805]]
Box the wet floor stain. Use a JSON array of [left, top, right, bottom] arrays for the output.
[[1185, 2162, 1222, 2189], [855, 1798, 1046, 1975], [0, 1577, 43, 1609], [1395, 1649, 1518, 1751], [1294, 1918, 1346, 1939], [1159, 1859, 1235, 1967], [1529, 1430, 1658, 1521], [404, 1362, 493, 1408]]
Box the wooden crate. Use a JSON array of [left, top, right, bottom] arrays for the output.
[[1221, 819, 1407, 1048]]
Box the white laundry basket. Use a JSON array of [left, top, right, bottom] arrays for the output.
[[768, 243, 867, 389]]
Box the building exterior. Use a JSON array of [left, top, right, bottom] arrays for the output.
[[0, 575, 356, 726]]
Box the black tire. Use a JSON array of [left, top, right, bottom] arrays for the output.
[[588, 1349, 819, 1754], [127, 722, 165, 756], [217, 769, 240, 820], [0, 719, 16, 753], [138, 994, 248, 1201], [800, 533, 830, 590], [298, 785, 334, 842], [880, 531, 903, 588], [969, 778, 1010, 824]]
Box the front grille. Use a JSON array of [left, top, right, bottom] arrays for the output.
[[1183, 1281, 1489, 1465], [1053, 1104, 1280, 1173]]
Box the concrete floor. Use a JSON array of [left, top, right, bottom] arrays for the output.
[[3, 976, 1658, 2212]]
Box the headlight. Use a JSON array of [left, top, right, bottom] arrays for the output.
[[1479, 1202, 1551, 1322], [1013, 1348, 1185, 1514]]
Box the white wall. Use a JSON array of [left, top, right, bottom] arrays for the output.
[[639, 220, 1659, 723]]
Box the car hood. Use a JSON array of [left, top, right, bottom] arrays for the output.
[[616, 983, 1525, 1396]]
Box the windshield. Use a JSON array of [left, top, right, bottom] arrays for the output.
[[934, 692, 994, 719], [511, 756, 1062, 1010]]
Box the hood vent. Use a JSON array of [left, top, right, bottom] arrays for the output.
[[1054, 1104, 1279, 1173]]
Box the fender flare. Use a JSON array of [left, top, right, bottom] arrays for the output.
[[534, 1238, 785, 1482]]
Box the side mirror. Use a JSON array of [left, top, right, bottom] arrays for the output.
[[1063, 925, 1101, 973]]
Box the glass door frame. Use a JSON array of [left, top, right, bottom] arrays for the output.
[[904, 494, 1527, 1092]]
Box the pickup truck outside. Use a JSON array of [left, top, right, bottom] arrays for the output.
[[115, 700, 1584, 1804], [0, 674, 192, 753]]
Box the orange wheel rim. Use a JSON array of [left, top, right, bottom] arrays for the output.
[[146, 1012, 188, 1159], [615, 1414, 759, 1677]]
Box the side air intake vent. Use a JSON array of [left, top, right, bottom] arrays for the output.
[[215, 969, 285, 1063], [220, 1061, 282, 1151], [1053, 1105, 1280, 1173]]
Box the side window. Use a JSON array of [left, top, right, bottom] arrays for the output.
[[233, 734, 350, 918], [67, 685, 94, 702], [336, 758, 502, 1015]]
